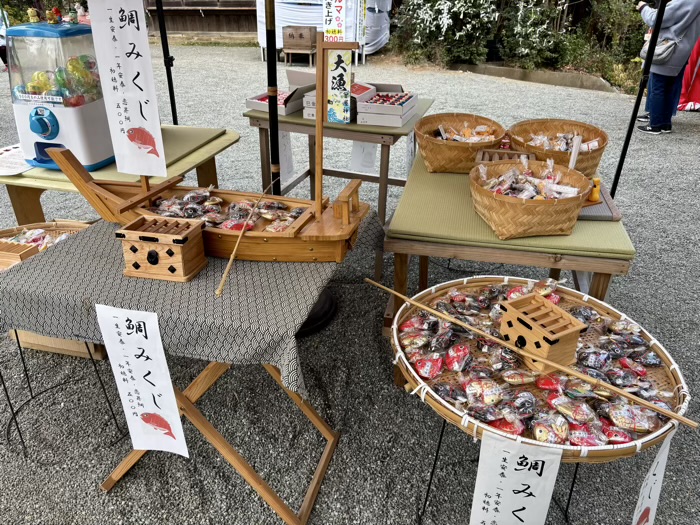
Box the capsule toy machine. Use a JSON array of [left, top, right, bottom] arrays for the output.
[[6, 22, 114, 171]]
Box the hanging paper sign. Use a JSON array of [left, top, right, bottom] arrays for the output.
[[356, 0, 367, 46], [278, 131, 295, 186], [96, 304, 188, 458], [327, 50, 352, 124], [470, 432, 562, 525], [405, 130, 416, 177], [350, 141, 377, 174], [632, 428, 676, 525], [89, 0, 167, 177], [324, 0, 345, 42]]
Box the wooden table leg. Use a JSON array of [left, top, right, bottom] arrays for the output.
[[196, 157, 219, 188], [308, 135, 316, 200], [549, 268, 562, 280], [588, 273, 612, 301], [6, 186, 46, 225], [101, 362, 231, 492], [419, 256, 429, 291], [393, 253, 409, 388], [378, 144, 391, 224], [260, 127, 272, 192]]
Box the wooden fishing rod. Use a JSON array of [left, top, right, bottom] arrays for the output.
[[365, 278, 698, 429], [215, 178, 279, 297]]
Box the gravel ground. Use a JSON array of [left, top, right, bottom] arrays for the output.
[[0, 46, 699, 525]]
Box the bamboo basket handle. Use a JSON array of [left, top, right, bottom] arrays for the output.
[[365, 278, 698, 430]]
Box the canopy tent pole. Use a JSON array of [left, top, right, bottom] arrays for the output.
[[265, 0, 282, 196], [610, 0, 668, 198], [154, 0, 178, 125]]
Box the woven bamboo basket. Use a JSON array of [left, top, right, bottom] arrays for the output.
[[415, 113, 506, 173], [0, 220, 91, 240], [508, 119, 609, 178], [470, 160, 592, 240], [391, 276, 690, 464]]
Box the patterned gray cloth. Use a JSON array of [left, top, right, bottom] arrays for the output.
[[0, 215, 383, 397]]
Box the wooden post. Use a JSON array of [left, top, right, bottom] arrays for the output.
[[313, 36, 360, 221]]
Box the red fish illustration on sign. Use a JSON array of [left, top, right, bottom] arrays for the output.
[[140, 412, 176, 439], [127, 127, 160, 157]]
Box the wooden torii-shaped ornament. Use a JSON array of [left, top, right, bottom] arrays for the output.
[[313, 35, 360, 220]]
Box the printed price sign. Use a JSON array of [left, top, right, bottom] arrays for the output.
[[470, 432, 562, 525], [96, 304, 188, 457], [89, 0, 167, 177], [632, 428, 676, 525], [323, 0, 345, 42]]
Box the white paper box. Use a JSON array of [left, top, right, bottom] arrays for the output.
[[303, 107, 316, 119], [350, 82, 377, 103], [246, 83, 314, 116], [357, 104, 417, 127], [357, 93, 417, 116]]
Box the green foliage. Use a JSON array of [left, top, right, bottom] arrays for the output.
[[391, 0, 499, 66], [498, 0, 570, 70]]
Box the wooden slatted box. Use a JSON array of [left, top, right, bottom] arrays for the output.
[[0, 240, 39, 270], [116, 217, 207, 282], [499, 293, 587, 373]]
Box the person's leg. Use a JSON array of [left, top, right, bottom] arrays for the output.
[[0, 46, 7, 69], [645, 74, 653, 114], [670, 64, 687, 117], [649, 72, 675, 128]]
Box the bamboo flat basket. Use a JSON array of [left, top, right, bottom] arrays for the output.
[[508, 119, 609, 178], [391, 276, 690, 463], [415, 113, 506, 173], [0, 220, 91, 240], [470, 160, 592, 240], [0, 220, 91, 270]]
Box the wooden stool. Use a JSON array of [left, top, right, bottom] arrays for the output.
[[284, 48, 316, 67]]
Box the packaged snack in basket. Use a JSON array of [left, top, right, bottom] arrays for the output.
[[219, 219, 255, 232], [532, 413, 569, 444], [467, 402, 504, 422], [577, 347, 612, 371], [463, 378, 503, 406], [502, 391, 537, 419], [568, 422, 608, 447], [400, 313, 439, 333], [183, 203, 204, 218], [414, 353, 444, 380], [490, 416, 525, 435], [536, 373, 566, 392], [547, 393, 596, 424], [608, 403, 658, 433], [399, 330, 432, 349], [445, 343, 472, 372], [501, 369, 537, 385], [183, 188, 210, 204], [619, 357, 648, 377], [264, 218, 295, 233]]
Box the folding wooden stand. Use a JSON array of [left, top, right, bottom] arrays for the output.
[[101, 363, 339, 525]]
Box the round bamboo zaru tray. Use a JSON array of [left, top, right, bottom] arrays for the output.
[[391, 276, 690, 463], [0, 220, 91, 239], [508, 119, 609, 178]]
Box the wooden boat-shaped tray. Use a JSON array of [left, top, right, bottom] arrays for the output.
[[48, 149, 369, 263], [391, 275, 691, 463]]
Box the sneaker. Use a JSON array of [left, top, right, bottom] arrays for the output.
[[637, 125, 665, 135], [637, 113, 650, 122]]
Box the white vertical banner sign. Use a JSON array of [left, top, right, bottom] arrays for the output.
[[350, 142, 377, 174], [470, 432, 562, 525], [89, 0, 167, 177], [632, 428, 676, 525], [323, 0, 346, 42], [96, 304, 188, 457], [278, 131, 295, 186], [356, 0, 367, 46], [405, 129, 416, 177], [327, 50, 352, 123]]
